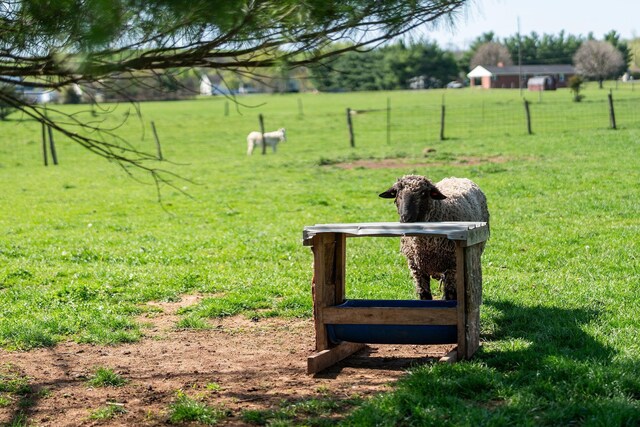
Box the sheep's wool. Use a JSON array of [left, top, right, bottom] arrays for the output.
[[384, 175, 489, 300]]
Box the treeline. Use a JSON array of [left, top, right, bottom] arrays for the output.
[[309, 41, 459, 91], [480, 30, 631, 70], [308, 30, 635, 92], [64, 30, 640, 99], [6, 30, 635, 111], [74, 30, 636, 99]]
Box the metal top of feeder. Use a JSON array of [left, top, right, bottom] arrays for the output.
[[302, 221, 489, 247]]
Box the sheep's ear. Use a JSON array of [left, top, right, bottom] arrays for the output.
[[429, 187, 447, 200], [379, 188, 396, 199]]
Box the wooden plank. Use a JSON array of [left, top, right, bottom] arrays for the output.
[[322, 307, 458, 325], [458, 224, 490, 247], [311, 234, 332, 351], [303, 222, 489, 246], [307, 342, 366, 374], [463, 243, 483, 358], [320, 234, 337, 309], [311, 232, 347, 352], [455, 243, 467, 359], [334, 233, 346, 305]]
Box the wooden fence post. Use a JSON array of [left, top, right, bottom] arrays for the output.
[[47, 125, 58, 165], [439, 104, 446, 141], [259, 113, 266, 155], [608, 90, 617, 130], [524, 99, 532, 135], [43, 105, 58, 165], [386, 97, 391, 144], [151, 121, 163, 160], [224, 101, 229, 117], [41, 122, 48, 166], [346, 108, 355, 147]]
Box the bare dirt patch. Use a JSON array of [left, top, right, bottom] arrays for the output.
[[0, 298, 453, 426], [331, 155, 510, 170]]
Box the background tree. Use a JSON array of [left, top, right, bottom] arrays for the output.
[[603, 30, 631, 75], [0, 0, 468, 186], [573, 40, 625, 88], [379, 41, 458, 89], [502, 31, 541, 65], [631, 39, 640, 78], [457, 32, 497, 72], [470, 42, 513, 68], [502, 31, 583, 65], [535, 31, 584, 64], [309, 40, 458, 91], [310, 49, 388, 92]]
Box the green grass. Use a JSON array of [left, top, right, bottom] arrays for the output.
[[88, 402, 127, 420], [205, 382, 222, 392], [87, 367, 128, 387], [0, 365, 30, 395], [1, 85, 639, 424], [0, 364, 32, 427], [242, 396, 363, 426], [168, 391, 228, 425]]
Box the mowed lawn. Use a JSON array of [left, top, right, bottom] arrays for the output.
[[1, 87, 639, 425]]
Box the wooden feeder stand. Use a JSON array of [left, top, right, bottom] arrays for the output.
[[303, 222, 489, 374]]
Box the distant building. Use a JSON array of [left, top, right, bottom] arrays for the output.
[[200, 75, 212, 95], [1, 76, 59, 103], [467, 64, 576, 89], [20, 87, 59, 103], [408, 75, 426, 89], [527, 75, 556, 91]]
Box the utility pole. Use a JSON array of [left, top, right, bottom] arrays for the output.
[[518, 17, 523, 96]]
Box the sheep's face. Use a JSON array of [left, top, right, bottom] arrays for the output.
[[379, 175, 446, 223]]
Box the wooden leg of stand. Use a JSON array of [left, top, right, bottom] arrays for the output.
[[307, 342, 366, 374], [439, 347, 459, 364]]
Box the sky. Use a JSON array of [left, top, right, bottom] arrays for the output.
[[421, 0, 640, 50]]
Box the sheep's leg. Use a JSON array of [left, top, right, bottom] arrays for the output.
[[411, 265, 432, 300], [442, 270, 457, 300], [405, 253, 432, 300], [417, 276, 432, 300]]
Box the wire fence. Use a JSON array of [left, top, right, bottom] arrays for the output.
[[346, 91, 640, 146]]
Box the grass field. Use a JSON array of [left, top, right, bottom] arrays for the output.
[[1, 85, 640, 425]]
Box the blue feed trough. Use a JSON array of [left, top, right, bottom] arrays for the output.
[[326, 299, 458, 345]]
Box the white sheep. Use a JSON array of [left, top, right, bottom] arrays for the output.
[[379, 175, 490, 300], [246, 128, 286, 155]]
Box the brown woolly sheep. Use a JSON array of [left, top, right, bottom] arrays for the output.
[[379, 175, 489, 300]]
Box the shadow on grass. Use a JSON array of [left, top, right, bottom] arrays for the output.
[[342, 299, 640, 426], [482, 298, 613, 366], [320, 298, 612, 378]]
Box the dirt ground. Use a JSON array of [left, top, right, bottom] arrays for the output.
[[331, 154, 510, 170], [0, 295, 453, 426]]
